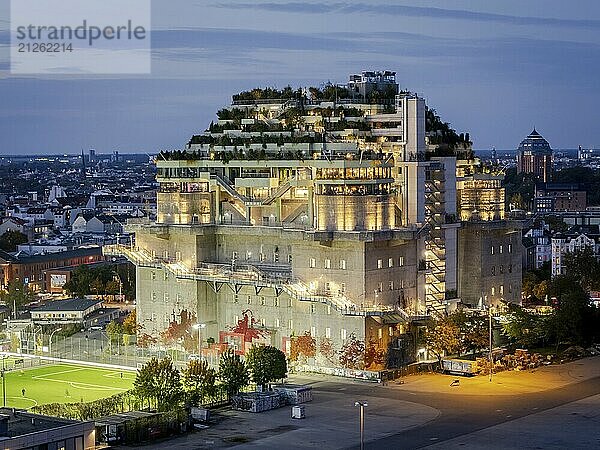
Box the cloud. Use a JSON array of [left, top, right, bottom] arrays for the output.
[[214, 2, 600, 29]]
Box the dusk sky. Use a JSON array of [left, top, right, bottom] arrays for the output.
[[0, 0, 599, 155]]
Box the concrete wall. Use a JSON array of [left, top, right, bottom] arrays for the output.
[[458, 222, 522, 306]]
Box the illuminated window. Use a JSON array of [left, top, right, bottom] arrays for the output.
[[388, 258, 394, 268], [398, 256, 404, 266], [378, 328, 382, 339], [309, 258, 316, 268], [327, 305, 331, 315], [377, 259, 383, 269], [311, 326, 316, 336], [500, 285, 504, 295], [324, 259, 331, 269], [389, 281, 394, 290], [491, 246, 495, 255], [275, 318, 280, 327], [491, 287, 496, 296], [508, 244, 513, 253], [499, 245, 503, 254], [339, 259, 347, 270]]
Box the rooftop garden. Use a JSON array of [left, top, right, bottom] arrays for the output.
[[188, 132, 325, 148], [426, 107, 474, 159], [158, 148, 390, 164], [232, 85, 303, 102]]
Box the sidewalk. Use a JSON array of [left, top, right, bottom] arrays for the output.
[[387, 356, 600, 396]]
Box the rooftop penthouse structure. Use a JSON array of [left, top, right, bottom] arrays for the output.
[[108, 71, 521, 373]]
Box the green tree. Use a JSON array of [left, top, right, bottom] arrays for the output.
[[0, 280, 34, 317], [122, 310, 139, 335], [63, 265, 95, 297], [545, 277, 592, 349], [182, 359, 217, 405], [452, 311, 488, 354], [246, 345, 287, 389], [217, 349, 249, 398], [105, 280, 121, 297], [0, 230, 28, 252], [563, 247, 600, 291], [424, 316, 461, 361], [134, 358, 182, 411], [106, 320, 123, 344], [502, 305, 547, 348]]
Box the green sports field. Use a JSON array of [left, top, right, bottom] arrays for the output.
[[1, 361, 135, 410]]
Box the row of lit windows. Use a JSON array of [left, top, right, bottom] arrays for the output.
[[309, 256, 405, 270], [490, 244, 513, 255], [490, 284, 513, 296], [309, 258, 346, 269], [377, 257, 405, 269]]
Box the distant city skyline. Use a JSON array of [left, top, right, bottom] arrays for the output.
[[0, 0, 599, 155]]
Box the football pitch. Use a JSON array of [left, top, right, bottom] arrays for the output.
[[1, 361, 135, 410]]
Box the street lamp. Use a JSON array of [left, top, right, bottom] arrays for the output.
[[354, 401, 368, 450], [488, 304, 494, 383], [1, 356, 6, 407], [192, 323, 206, 359], [49, 327, 63, 357]]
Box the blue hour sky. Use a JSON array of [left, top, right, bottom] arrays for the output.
[[0, 0, 599, 155]]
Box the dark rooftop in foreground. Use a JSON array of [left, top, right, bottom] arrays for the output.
[[32, 298, 101, 312], [0, 408, 81, 438]]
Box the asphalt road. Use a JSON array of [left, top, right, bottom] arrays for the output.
[[136, 358, 600, 449], [329, 374, 600, 449]]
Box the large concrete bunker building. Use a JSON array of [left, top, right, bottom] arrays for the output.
[[106, 71, 521, 372]]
